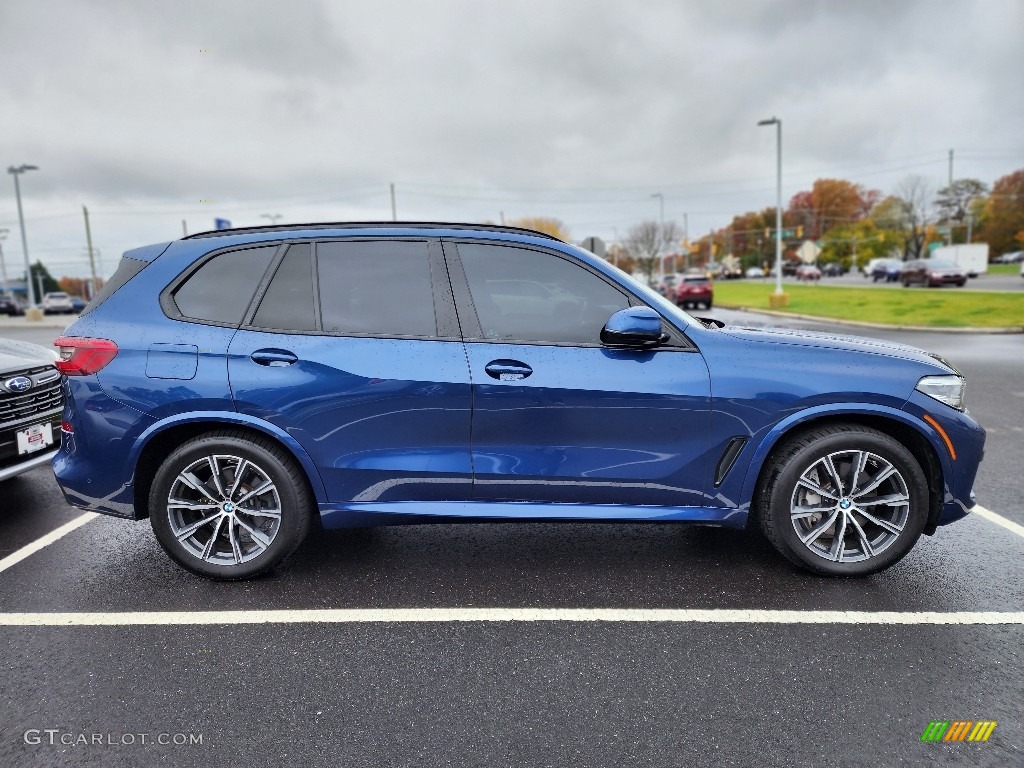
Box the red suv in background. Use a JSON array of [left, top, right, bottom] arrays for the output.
[[675, 275, 713, 309]]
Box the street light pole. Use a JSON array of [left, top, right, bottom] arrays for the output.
[[757, 118, 784, 299], [260, 213, 282, 226], [8, 164, 39, 306], [0, 229, 9, 296], [651, 192, 665, 281]]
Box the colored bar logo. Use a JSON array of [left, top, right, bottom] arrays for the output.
[[921, 721, 997, 742]]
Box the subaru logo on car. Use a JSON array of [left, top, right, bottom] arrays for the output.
[[4, 376, 33, 393]]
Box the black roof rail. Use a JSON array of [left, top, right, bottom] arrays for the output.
[[183, 221, 561, 241]]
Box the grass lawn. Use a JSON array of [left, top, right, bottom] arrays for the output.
[[714, 282, 1024, 328], [987, 263, 1021, 276]]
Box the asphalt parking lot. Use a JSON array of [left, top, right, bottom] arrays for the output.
[[0, 312, 1021, 767]]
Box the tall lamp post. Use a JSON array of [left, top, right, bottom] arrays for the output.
[[757, 118, 786, 303], [651, 192, 665, 281], [8, 164, 39, 306], [0, 228, 9, 297], [261, 213, 282, 226]]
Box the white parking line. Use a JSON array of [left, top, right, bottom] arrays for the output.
[[0, 608, 1022, 626], [974, 504, 1024, 538], [0, 512, 98, 575]]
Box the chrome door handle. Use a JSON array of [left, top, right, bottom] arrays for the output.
[[250, 349, 298, 367], [484, 360, 533, 381]]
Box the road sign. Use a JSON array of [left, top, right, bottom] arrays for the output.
[[796, 240, 822, 264], [214, 218, 231, 230], [580, 236, 606, 258]]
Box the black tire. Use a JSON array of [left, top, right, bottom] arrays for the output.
[[149, 430, 313, 580], [756, 424, 928, 576], [705, 300, 713, 309]]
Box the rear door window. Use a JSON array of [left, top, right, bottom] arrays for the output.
[[316, 240, 437, 337], [251, 244, 316, 331]]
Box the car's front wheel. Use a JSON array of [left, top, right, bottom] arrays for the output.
[[149, 430, 313, 580], [757, 424, 929, 576]]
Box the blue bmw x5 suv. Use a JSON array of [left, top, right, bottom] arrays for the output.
[[52, 223, 985, 579]]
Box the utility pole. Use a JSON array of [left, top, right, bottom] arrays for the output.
[[682, 212, 689, 270], [757, 117, 784, 301], [182, 220, 188, 237], [651, 192, 664, 282], [0, 228, 9, 296], [499, 211, 505, 225], [8, 164, 39, 306], [0, 229, 9, 296], [948, 149, 954, 187], [389, 183, 397, 222], [966, 213, 973, 244], [83, 206, 99, 299]]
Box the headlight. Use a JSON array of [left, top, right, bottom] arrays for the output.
[[916, 375, 965, 410]]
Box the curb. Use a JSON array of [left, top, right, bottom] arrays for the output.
[[716, 305, 1024, 334]]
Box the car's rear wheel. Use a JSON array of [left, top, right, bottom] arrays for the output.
[[149, 430, 313, 580], [757, 424, 928, 576]]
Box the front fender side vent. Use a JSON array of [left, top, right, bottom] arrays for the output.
[[714, 437, 748, 487]]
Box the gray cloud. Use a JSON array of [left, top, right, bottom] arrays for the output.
[[0, 0, 1020, 277]]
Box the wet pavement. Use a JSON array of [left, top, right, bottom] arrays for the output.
[[0, 312, 1020, 768]]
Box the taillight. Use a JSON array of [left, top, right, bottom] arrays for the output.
[[54, 337, 119, 376]]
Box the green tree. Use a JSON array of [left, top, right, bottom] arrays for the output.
[[25, 261, 60, 297], [935, 178, 988, 244], [819, 221, 900, 271], [869, 176, 933, 260]]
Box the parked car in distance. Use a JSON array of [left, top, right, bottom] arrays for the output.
[[52, 221, 984, 581], [0, 339, 62, 482], [995, 250, 1024, 264], [795, 265, 822, 282], [901, 259, 967, 288], [42, 292, 74, 314], [0, 294, 26, 316], [675, 274, 713, 308], [821, 263, 844, 277], [655, 273, 680, 299], [745, 266, 765, 279], [870, 258, 903, 283], [69, 296, 88, 313]]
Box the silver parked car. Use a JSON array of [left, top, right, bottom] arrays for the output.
[[0, 340, 62, 481], [42, 292, 74, 314]]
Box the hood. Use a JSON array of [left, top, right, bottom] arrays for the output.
[[0, 339, 59, 374], [718, 326, 954, 370]]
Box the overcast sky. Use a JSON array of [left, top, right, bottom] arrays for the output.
[[1, 0, 1021, 279]]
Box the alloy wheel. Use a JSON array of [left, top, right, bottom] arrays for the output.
[[789, 449, 910, 563], [166, 454, 282, 566]]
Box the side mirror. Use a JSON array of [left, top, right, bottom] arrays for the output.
[[600, 307, 667, 348]]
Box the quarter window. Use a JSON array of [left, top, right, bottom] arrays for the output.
[[173, 246, 277, 324], [317, 240, 436, 337], [457, 243, 630, 344], [252, 244, 316, 331]]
